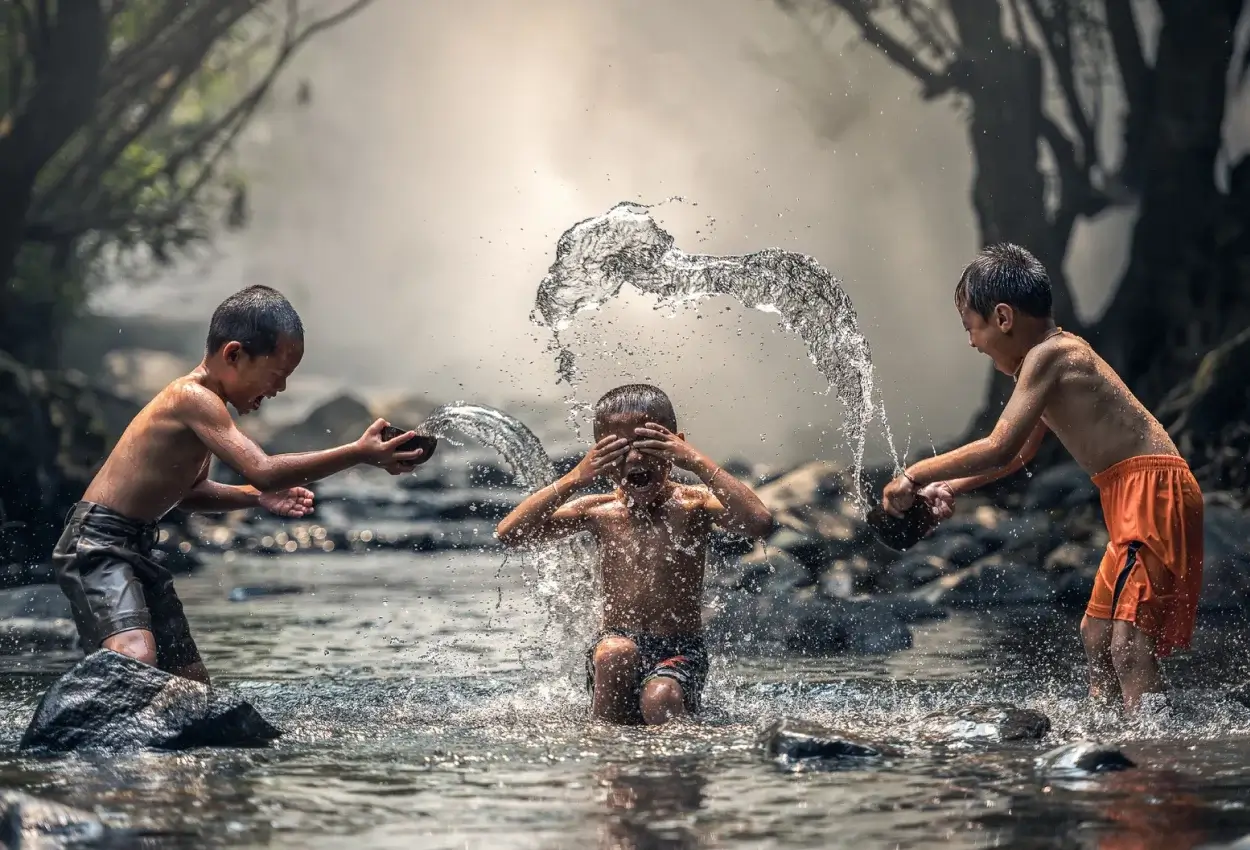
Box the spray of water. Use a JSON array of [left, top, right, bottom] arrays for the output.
[[531, 200, 899, 505], [417, 402, 598, 678]]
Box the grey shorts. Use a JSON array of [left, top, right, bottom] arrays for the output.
[[52, 501, 201, 671], [585, 628, 709, 715]]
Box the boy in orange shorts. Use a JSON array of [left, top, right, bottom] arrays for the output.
[[882, 244, 1204, 714]]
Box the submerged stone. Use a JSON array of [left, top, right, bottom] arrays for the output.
[[918, 703, 1051, 743], [759, 718, 898, 763], [0, 791, 109, 847], [20, 649, 281, 753], [1035, 741, 1135, 777]]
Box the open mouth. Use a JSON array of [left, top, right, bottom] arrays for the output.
[[624, 468, 655, 488]]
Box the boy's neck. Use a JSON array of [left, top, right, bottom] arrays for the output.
[[1008, 318, 1061, 378], [193, 356, 230, 401]]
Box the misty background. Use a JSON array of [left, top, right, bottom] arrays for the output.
[[89, 0, 1142, 467]]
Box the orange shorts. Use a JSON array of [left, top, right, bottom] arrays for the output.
[[1085, 455, 1204, 658]]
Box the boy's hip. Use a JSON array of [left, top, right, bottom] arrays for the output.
[[1091, 455, 1203, 549]]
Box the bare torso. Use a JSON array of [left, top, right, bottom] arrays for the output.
[[82, 376, 213, 522], [580, 483, 713, 636], [1035, 332, 1179, 474]]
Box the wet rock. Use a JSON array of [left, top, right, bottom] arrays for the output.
[[1200, 506, 1250, 613], [910, 555, 1056, 608], [918, 703, 1051, 743], [1043, 542, 1103, 573], [0, 791, 109, 847], [759, 719, 898, 764], [21, 649, 282, 753], [755, 461, 845, 515], [785, 593, 913, 655], [735, 545, 813, 594], [907, 533, 995, 568], [864, 501, 941, 552], [981, 511, 1059, 564], [1023, 463, 1099, 511], [0, 585, 72, 620], [228, 585, 305, 602], [1035, 741, 1135, 777], [0, 618, 79, 654], [1053, 569, 1097, 609], [768, 527, 836, 571], [265, 393, 374, 455], [878, 553, 950, 593], [819, 555, 878, 598]]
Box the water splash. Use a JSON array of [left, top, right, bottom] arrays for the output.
[[417, 402, 598, 677], [531, 201, 896, 506]]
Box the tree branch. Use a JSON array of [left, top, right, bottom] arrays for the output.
[[1021, 0, 1097, 170], [823, 0, 953, 97], [1105, 0, 1154, 191]]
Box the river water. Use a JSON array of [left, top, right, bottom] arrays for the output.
[[3, 549, 1250, 849]]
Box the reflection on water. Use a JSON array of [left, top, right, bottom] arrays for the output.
[[2, 550, 1250, 848]]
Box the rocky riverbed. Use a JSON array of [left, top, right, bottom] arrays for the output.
[[5, 388, 1250, 674]]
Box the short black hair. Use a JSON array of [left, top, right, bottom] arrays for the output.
[[954, 243, 1052, 319], [593, 384, 677, 435], [206, 285, 304, 355]]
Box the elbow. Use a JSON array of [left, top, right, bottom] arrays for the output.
[[982, 438, 1021, 470], [245, 460, 280, 493]]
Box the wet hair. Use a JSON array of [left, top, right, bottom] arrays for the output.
[[206, 285, 304, 356], [593, 384, 678, 435], [954, 243, 1052, 319]]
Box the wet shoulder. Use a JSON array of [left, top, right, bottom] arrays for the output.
[[572, 493, 624, 517]]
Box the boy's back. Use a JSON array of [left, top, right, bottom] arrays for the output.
[[1016, 330, 1179, 474]]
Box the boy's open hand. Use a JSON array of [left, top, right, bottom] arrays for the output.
[[259, 486, 315, 518], [633, 423, 706, 473], [570, 435, 630, 486], [918, 482, 955, 521], [356, 418, 425, 473]]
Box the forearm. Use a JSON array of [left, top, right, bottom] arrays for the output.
[[696, 460, 774, 537], [946, 465, 1020, 496], [246, 443, 363, 491], [495, 471, 583, 544], [904, 438, 1011, 488], [179, 481, 261, 514]]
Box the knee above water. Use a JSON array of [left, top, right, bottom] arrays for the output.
[[593, 637, 640, 671], [641, 676, 683, 706]]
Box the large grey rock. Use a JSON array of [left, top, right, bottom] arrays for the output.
[[1023, 463, 1098, 511], [21, 650, 282, 753], [759, 718, 899, 765], [1035, 741, 1135, 778], [916, 703, 1051, 743]]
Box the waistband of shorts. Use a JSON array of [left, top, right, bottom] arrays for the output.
[[1090, 455, 1192, 490], [67, 501, 159, 536]]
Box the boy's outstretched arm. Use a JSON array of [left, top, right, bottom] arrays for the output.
[[633, 423, 775, 538], [177, 383, 425, 492], [495, 436, 628, 545], [884, 345, 1060, 515], [944, 420, 1048, 496]]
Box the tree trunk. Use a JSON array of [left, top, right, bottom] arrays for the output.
[[944, 0, 1083, 440], [0, 3, 107, 324], [1093, 1, 1247, 408]]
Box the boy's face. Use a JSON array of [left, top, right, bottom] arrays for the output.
[[220, 335, 304, 415], [959, 303, 1018, 375], [594, 411, 677, 506]]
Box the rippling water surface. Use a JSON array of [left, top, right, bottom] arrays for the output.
[[3, 550, 1250, 849]]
